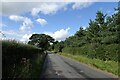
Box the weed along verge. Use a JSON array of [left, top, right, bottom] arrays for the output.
[[2, 40, 47, 79], [61, 53, 118, 76]]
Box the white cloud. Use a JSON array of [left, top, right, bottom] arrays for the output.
[[9, 15, 33, 33], [20, 33, 34, 43], [31, 3, 69, 16], [1, 2, 95, 16], [36, 18, 47, 26], [72, 2, 94, 10], [1, 2, 36, 16], [44, 27, 70, 41], [9, 15, 24, 21], [2, 29, 34, 43], [1, 30, 22, 40], [31, 8, 40, 16], [2, 30, 22, 37], [1, 0, 118, 2], [5, 15, 34, 43], [0, 22, 7, 28], [3, 30, 29, 41], [63, 7, 67, 11], [1, 2, 69, 16], [19, 18, 33, 32]]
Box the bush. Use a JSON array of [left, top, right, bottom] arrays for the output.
[[2, 40, 46, 79], [63, 44, 118, 61], [101, 35, 119, 44]]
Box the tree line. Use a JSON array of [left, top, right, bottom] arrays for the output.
[[27, 7, 119, 61], [53, 8, 119, 61]]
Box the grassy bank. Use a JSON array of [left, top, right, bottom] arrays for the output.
[[62, 44, 118, 61], [61, 53, 118, 76], [2, 40, 46, 79]]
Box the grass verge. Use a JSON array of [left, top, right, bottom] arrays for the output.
[[61, 53, 118, 76]]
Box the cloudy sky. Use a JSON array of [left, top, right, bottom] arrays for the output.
[[0, 1, 117, 42]]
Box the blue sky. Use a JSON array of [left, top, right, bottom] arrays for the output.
[[0, 2, 117, 42]]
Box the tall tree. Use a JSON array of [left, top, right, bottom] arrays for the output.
[[28, 34, 54, 50], [95, 11, 107, 30], [75, 27, 85, 38]]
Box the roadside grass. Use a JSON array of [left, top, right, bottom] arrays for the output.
[[30, 54, 46, 78], [61, 53, 118, 76]]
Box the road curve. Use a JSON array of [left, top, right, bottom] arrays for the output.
[[40, 52, 118, 80]]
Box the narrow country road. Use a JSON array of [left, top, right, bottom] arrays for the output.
[[40, 52, 118, 80]]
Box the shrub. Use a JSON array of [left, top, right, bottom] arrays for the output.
[[2, 40, 46, 79], [63, 44, 118, 61]]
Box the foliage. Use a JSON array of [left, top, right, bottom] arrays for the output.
[[62, 53, 118, 75], [28, 34, 54, 50], [54, 8, 119, 62], [2, 40, 46, 79], [62, 44, 118, 61]]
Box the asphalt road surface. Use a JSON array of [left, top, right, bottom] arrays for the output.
[[40, 52, 118, 80]]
